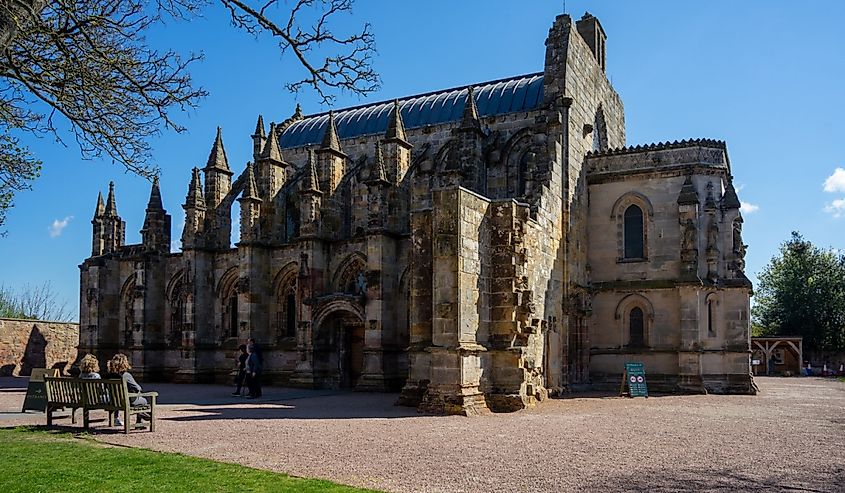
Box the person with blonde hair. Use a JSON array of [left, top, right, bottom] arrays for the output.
[[109, 353, 150, 424], [78, 354, 101, 379]]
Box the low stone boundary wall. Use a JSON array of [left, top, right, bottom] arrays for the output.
[[0, 318, 79, 376]]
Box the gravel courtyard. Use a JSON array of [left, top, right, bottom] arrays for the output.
[[1, 377, 843, 492]]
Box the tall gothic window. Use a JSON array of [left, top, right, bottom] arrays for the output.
[[707, 297, 716, 337], [221, 286, 238, 340], [285, 293, 296, 337], [171, 293, 186, 334], [629, 307, 645, 347], [275, 272, 297, 339], [517, 151, 531, 197], [623, 205, 644, 259]]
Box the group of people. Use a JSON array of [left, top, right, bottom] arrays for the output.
[[232, 338, 263, 399], [77, 352, 150, 428]]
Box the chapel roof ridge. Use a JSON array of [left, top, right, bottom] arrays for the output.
[[299, 71, 544, 119], [280, 71, 545, 148], [586, 138, 727, 158]]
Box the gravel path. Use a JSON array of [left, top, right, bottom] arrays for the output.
[[1, 377, 843, 492]]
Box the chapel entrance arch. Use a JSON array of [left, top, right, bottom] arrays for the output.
[[313, 303, 365, 389]]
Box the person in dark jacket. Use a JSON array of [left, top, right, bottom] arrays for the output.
[[232, 344, 248, 396], [245, 343, 262, 399]]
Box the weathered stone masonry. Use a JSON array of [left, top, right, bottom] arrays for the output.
[[78, 12, 755, 415]]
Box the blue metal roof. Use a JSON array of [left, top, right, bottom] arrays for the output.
[[280, 73, 545, 149]]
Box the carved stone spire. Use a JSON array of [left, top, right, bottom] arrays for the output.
[[722, 178, 741, 210], [367, 142, 389, 185], [141, 176, 171, 253], [239, 162, 261, 202], [253, 115, 266, 139], [94, 191, 105, 218], [460, 86, 481, 129], [301, 149, 321, 194], [146, 176, 164, 211], [259, 122, 284, 162], [204, 127, 231, 172], [320, 111, 343, 154], [677, 175, 699, 205], [185, 168, 205, 209], [105, 181, 118, 216], [385, 99, 408, 143]]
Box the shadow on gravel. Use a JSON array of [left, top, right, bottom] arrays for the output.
[[162, 401, 423, 421], [581, 467, 845, 493]]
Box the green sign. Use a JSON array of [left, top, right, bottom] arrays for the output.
[[21, 368, 57, 412], [623, 362, 648, 398]]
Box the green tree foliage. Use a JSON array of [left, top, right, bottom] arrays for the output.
[[753, 232, 845, 351]]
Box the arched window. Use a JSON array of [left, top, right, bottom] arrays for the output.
[[629, 307, 644, 347], [334, 254, 367, 295], [170, 279, 187, 336], [517, 151, 531, 197], [226, 295, 238, 338], [219, 271, 239, 340], [623, 205, 644, 259], [274, 269, 298, 340]]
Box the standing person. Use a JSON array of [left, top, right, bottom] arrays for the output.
[[232, 344, 248, 396], [110, 354, 150, 424], [245, 343, 262, 399], [78, 354, 102, 379]]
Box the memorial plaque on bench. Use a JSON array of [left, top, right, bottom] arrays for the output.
[[22, 368, 59, 412]]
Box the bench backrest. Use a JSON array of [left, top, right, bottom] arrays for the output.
[[45, 377, 129, 410]]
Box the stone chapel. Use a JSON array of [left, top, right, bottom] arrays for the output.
[[78, 12, 756, 415]]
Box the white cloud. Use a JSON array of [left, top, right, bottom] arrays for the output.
[[48, 216, 73, 237], [823, 168, 845, 193], [740, 202, 759, 214], [824, 198, 845, 218]]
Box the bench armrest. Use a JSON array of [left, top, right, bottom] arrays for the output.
[[128, 392, 159, 398]]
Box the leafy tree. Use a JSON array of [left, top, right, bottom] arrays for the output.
[[0, 281, 71, 321], [753, 232, 845, 352], [0, 0, 378, 231]]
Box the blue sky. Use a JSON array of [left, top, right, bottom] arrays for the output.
[[1, 1, 843, 320]]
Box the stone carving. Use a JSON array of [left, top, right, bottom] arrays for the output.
[[707, 217, 719, 253], [237, 276, 250, 294], [682, 218, 697, 252]]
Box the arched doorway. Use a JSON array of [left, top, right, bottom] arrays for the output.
[[313, 304, 365, 389]]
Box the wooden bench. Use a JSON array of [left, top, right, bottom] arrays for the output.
[[44, 377, 158, 434]]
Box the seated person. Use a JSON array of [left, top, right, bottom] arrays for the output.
[[109, 353, 150, 425], [79, 354, 101, 379]]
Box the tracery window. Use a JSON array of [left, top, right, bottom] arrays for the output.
[[275, 272, 298, 339], [220, 272, 239, 340]]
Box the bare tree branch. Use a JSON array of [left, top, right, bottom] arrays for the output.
[[0, 0, 378, 231], [219, 0, 379, 105]]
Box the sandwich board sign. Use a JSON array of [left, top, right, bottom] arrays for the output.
[[22, 368, 59, 412], [621, 362, 648, 398]]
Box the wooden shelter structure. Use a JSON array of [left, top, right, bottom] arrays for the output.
[[751, 337, 803, 376]]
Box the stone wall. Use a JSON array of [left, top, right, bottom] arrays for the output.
[[0, 318, 79, 376]]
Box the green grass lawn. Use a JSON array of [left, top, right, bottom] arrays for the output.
[[0, 427, 381, 493]]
